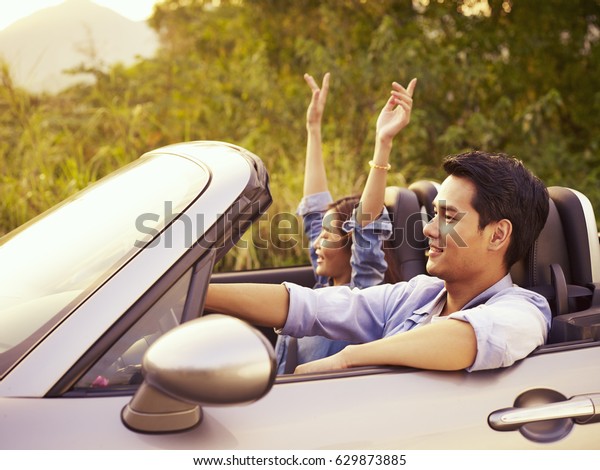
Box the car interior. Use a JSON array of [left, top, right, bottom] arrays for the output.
[[212, 180, 600, 357], [69, 178, 600, 392]]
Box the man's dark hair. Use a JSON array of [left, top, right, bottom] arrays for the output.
[[443, 151, 549, 269]]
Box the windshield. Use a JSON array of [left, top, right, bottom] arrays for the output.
[[0, 153, 209, 376]]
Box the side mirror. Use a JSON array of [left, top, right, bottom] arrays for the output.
[[122, 314, 276, 433]]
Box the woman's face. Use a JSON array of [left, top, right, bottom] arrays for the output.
[[312, 209, 352, 285]]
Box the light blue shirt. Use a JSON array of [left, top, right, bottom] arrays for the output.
[[275, 191, 392, 374], [281, 273, 552, 372]]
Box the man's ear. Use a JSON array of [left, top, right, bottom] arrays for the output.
[[489, 219, 512, 251]]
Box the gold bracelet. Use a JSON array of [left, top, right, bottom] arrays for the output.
[[369, 160, 391, 171]]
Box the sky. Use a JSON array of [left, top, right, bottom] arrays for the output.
[[0, 0, 162, 31]]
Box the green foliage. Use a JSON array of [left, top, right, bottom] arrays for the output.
[[1, 0, 599, 271]]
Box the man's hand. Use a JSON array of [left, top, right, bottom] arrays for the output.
[[294, 349, 350, 374]]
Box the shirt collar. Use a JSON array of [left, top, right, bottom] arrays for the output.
[[463, 273, 513, 309], [413, 273, 513, 316]]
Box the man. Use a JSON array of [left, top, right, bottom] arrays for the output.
[[205, 151, 551, 374]]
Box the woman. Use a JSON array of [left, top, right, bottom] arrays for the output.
[[275, 72, 417, 374]]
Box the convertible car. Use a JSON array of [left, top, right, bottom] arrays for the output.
[[0, 141, 599, 449]]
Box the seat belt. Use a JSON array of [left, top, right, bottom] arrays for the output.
[[550, 263, 569, 316]]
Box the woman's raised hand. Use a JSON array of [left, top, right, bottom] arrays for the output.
[[376, 78, 417, 143], [304, 72, 330, 129]]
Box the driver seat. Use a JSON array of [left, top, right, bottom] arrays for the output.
[[510, 186, 600, 342]]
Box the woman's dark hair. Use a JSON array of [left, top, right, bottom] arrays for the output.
[[328, 195, 361, 220], [382, 242, 402, 284], [325, 194, 402, 283], [442, 151, 549, 269], [323, 195, 361, 249]]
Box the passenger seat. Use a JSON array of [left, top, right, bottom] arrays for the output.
[[382, 180, 441, 283]]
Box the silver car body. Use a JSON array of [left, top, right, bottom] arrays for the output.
[[0, 141, 599, 449]]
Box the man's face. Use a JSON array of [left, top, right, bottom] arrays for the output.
[[423, 175, 496, 283]]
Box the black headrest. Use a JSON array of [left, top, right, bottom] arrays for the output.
[[408, 180, 439, 221], [510, 197, 570, 288], [383, 186, 428, 282]]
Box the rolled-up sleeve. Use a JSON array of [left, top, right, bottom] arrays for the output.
[[297, 192, 333, 285], [297, 192, 333, 247], [281, 282, 393, 343], [297, 192, 333, 217], [343, 207, 393, 289], [449, 288, 551, 371]]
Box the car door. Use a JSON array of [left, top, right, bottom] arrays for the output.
[[1, 321, 599, 449], [3, 252, 599, 448]]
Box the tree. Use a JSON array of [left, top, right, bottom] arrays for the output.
[[1, 0, 598, 270]]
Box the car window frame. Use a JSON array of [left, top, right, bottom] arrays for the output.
[[50, 167, 271, 397]]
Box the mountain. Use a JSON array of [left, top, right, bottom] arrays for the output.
[[0, 0, 159, 93]]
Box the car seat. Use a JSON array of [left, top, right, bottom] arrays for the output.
[[382, 186, 429, 283], [408, 180, 440, 222], [509, 186, 600, 343]]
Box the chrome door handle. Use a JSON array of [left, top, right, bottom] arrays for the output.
[[489, 393, 600, 431]]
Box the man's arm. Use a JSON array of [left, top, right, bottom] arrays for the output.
[[294, 319, 477, 374], [204, 283, 290, 329]]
